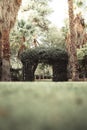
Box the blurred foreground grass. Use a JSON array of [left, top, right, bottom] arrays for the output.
[[0, 82, 87, 130]]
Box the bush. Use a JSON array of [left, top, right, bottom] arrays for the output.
[[20, 46, 68, 64], [20, 46, 68, 81]]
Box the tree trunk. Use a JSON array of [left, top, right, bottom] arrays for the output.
[[0, 32, 2, 80], [1, 29, 11, 81], [68, 0, 79, 81], [0, 0, 22, 81]]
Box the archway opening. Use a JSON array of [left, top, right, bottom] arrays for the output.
[[35, 63, 52, 81]]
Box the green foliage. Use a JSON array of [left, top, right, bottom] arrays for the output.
[[74, 0, 86, 8], [42, 26, 66, 49], [18, 19, 25, 28], [34, 63, 52, 79], [10, 0, 53, 60], [10, 27, 23, 55], [77, 47, 87, 61], [16, 0, 52, 46], [77, 46, 87, 77], [75, 0, 83, 7], [20, 46, 68, 64], [20, 47, 68, 81]]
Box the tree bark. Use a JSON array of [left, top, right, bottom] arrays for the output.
[[0, 0, 22, 81], [1, 29, 11, 81], [0, 32, 2, 80], [68, 0, 79, 81]]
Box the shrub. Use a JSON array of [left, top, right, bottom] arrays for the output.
[[20, 46, 68, 81]]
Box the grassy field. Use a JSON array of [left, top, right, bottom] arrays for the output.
[[0, 82, 87, 130]]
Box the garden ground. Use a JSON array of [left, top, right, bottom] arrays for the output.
[[0, 82, 87, 130]]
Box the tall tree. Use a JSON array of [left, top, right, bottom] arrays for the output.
[[16, 0, 52, 46], [42, 25, 66, 49], [0, 0, 22, 81], [68, 0, 79, 81]]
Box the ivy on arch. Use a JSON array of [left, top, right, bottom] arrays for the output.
[[20, 46, 68, 81]]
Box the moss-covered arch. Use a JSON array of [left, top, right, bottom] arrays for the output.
[[20, 46, 68, 81]]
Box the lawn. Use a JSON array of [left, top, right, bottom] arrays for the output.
[[0, 82, 87, 130]]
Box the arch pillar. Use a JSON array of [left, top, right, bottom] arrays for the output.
[[23, 62, 38, 81], [52, 60, 68, 81]]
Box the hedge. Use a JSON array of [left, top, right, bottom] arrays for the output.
[[20, 46, 68, 81]]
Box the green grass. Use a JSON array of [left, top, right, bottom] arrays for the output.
[[0, 82, 87, 130]]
